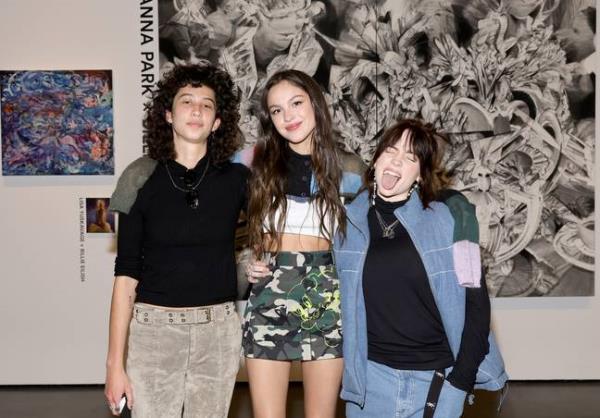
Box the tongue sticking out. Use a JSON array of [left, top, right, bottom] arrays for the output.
[[381, 173, 400, 190]]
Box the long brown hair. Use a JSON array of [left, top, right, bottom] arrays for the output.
[[248, 70, 346, 255], [363, 119, 451, 208]]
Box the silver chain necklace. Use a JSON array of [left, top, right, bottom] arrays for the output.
[[374, 208, 400, 239], [164, 157, 210, 209]]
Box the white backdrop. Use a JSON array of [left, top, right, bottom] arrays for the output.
[[0, 0, 598, 384]]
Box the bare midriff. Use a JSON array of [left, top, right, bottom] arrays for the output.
[[265, 233, 331, 252]]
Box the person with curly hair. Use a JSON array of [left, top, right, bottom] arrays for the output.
[[334, 119, 508, 418], [104, 63, 249, 418], [242, 69, 364, 418]]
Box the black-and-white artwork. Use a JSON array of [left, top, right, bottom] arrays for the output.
[[158, 0, 595, 297]]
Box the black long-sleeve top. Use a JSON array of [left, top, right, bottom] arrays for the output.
[[114, 156, 249, 307], [363, 195, 490, 392]]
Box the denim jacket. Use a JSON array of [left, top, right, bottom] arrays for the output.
[[334, 190, 508, 407]]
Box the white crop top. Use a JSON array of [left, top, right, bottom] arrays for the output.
[[262, 195, 334, 239]]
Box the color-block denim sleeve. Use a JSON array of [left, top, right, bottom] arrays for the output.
[[440, 190, 482, 288]]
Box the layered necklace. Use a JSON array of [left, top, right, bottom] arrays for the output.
[[372, 182, 417, 239], [164, 157, 210, 209], [373, 209, 400, 239]]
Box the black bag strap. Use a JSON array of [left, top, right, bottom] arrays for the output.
[[423, 368, 446, 418]]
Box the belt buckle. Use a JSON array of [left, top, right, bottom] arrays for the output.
[[198, 307, 212, 324]]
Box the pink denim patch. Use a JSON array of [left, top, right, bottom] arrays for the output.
[[453, 240, 481, 288]]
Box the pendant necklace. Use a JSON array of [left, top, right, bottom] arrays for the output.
[[374, 209, 400, 239], [164, 157, 210, 209]]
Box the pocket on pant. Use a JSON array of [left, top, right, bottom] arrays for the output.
[[222, 314, 243, 375], [128, 318, 157, 353], [223, 312, 243, 356], [442, 379, 467, 397], [126, 319, 158, 385], [227, 312, 243, 340]]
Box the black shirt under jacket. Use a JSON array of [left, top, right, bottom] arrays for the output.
[[114, 156, 249, 307], [363, 195, 490, 392], [284, 145, 312, 197]]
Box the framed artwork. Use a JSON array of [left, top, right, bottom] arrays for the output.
[[1, 70, 114, 175], [86, 197, 116, 234], [158, 0, 595, 296]]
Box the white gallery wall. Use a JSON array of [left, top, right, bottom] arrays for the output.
[[0, 0, 599, 384], [0, 0, 147, 384]]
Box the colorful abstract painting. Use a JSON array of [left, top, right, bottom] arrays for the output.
[[1, 70, 114, 175]]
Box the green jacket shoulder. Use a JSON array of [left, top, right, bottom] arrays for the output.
[[109, 156, 158, 214]]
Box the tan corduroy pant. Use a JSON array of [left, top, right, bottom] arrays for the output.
[[126, 302, 242, 418]]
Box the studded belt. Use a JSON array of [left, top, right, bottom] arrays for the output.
[[133, 302, 235, 325]]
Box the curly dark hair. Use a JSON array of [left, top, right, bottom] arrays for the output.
[[144, 63, 242, 164], [363, 119, 451, 208], [247, 69, 346, 256]]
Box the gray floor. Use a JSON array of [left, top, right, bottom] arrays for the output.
[[0, 381, 598, 418]]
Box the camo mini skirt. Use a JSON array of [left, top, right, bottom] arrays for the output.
[[242, 251, 342, 361]]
